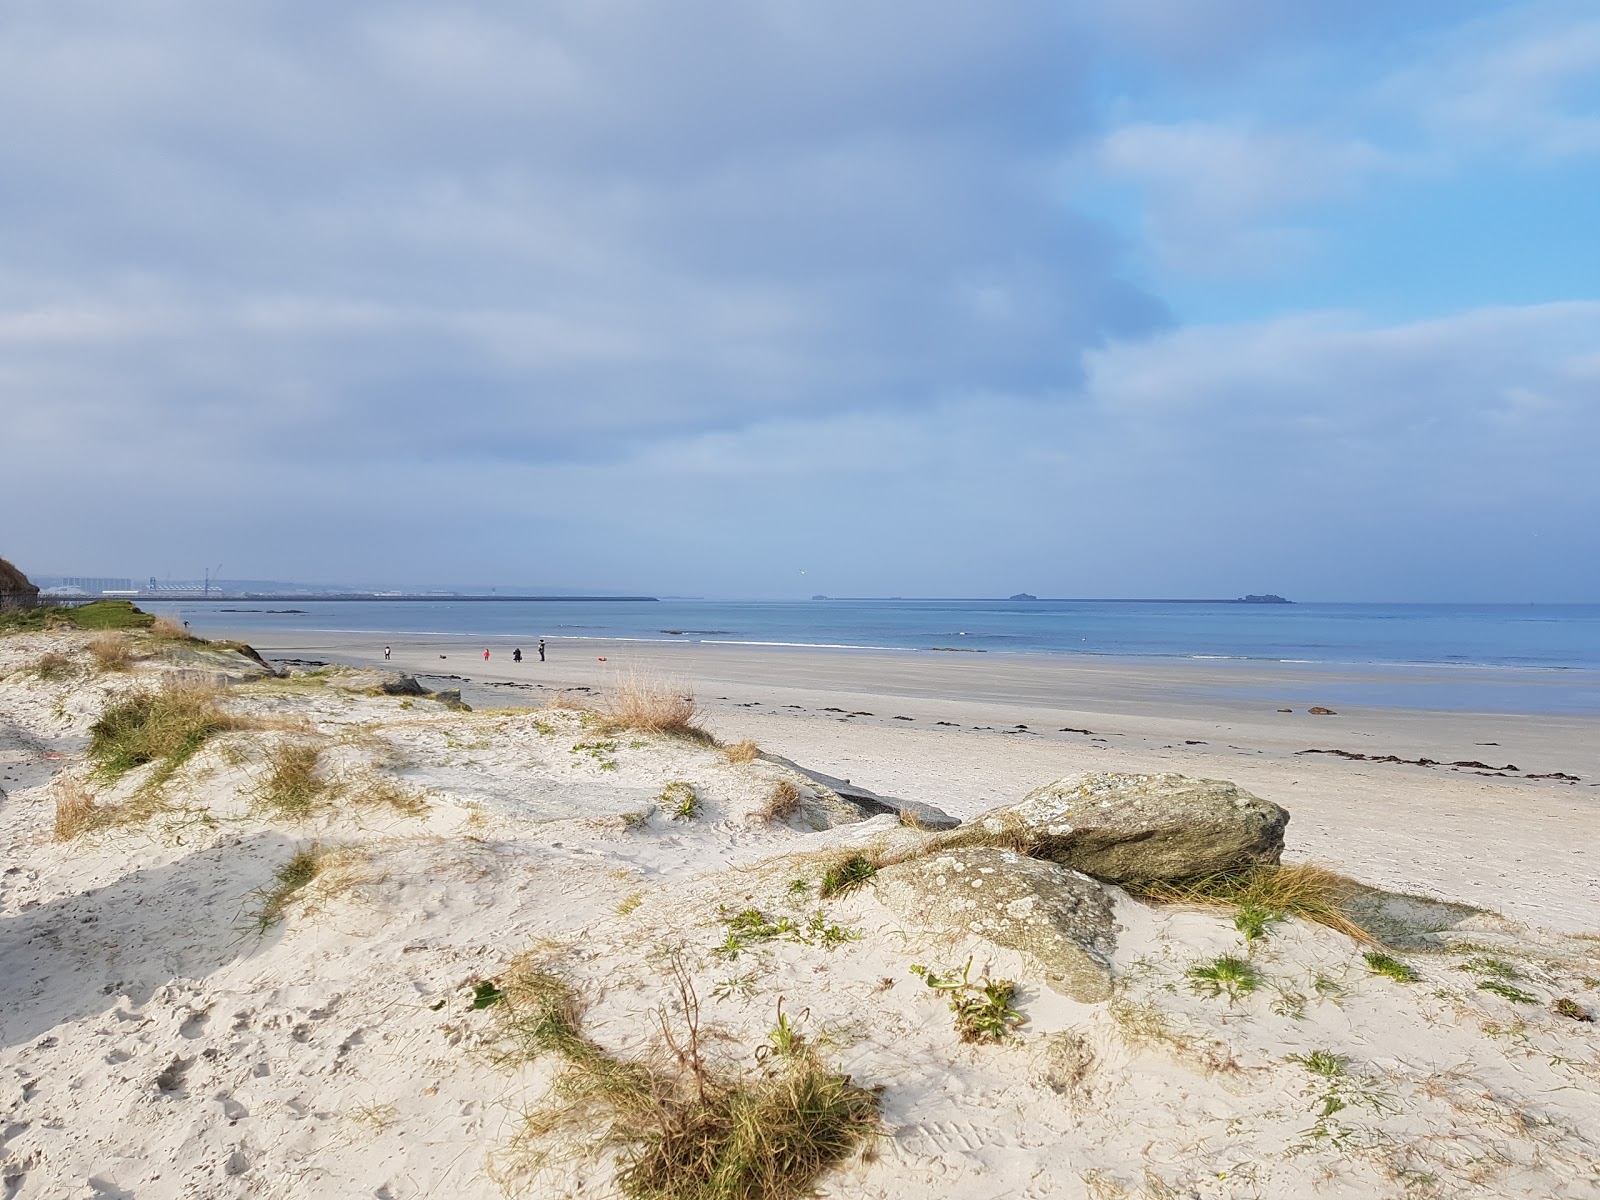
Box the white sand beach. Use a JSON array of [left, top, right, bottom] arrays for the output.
[[3, 622, 1599, 1199]]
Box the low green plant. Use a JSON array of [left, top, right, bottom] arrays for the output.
[[819, 853, 878, 899], [1288, 1050, 1349, 1079], [1233, 900, 1281, 947], [758, 999, 807, 1061], [660, 781, 700, 821], [1363, 951, 1420, 983], [716, 907, 858, 958], [1458, 956, 1519, 980], [1478, 980, 1538, 1004], [472, 980, 506, 1009], [0, 599, 155, 635], [786, 878, 810, 896], [911, 959, 1024, 1043], [1187, 955, 1261, 1003]]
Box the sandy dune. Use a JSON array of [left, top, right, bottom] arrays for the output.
[[3, 628, 1599, 1199]]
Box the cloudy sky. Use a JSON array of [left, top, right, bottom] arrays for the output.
[[5, 0, 1597, 600]]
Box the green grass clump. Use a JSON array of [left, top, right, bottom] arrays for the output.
[[88, 683, 242, 785], [717, 908, 858, 958], [1288, 1050, 1349, 1079], [819, 854, 878, 899], [661, 781, 700, 821], [1363, 951, 1420, 983], [1187, 955, 1261, 1002], [1458, 956, 1519, 980], [254, 845, 326, 931], [1233, 900, 1281, 947]]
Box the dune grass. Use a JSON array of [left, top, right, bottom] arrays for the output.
[[818, 852, 879, 898], [255, 741, 333, 820], [599, 674, 716, 745], [28, 651, 76, 681], [89, 634, 135, 672], [723, 740, 760, 764], [253, 844, 328, 931], [52, 776, 103, 840], [756, 780, 801, 824], [494, 956, 879, 1199], [1134, 863, 1373, 943], [88, 682, 244, 789]]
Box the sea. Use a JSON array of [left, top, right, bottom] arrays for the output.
[[147, 597, 1600, 716]]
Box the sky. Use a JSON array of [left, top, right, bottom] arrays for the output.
[[3, 0, 1598, 601]]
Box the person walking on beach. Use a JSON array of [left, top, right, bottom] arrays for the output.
[[384, 645, 391, 661], [483, 648, 490, 661], [538, 639, 546, 662], [513, 647, 522, 663]]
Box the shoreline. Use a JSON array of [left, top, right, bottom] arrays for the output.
[[197, 623, 1600, 933]]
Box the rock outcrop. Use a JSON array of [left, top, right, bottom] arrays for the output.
[[877, 847, 1116, 1002], [758, 753, 961, 830], [936, 771, 1287, 885]]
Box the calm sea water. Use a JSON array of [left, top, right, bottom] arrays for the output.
[[151, 598, 1600, 714]]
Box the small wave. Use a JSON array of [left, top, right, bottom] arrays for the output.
[[701, 639, 913, 652]]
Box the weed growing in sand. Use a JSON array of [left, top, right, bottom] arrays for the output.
[[1187, 955, 1261, 1003], [757, 779, 802, 823], [1364, 952, 1420, 983], [1287, 1049, 1391, 1148], [571, 739, 620, 769], [716, 907, 858, 959], [1552, 998, 1593, 1021], [355, 776, 430, 817], [253, 844, 328, 931], [660, 781, 700, 821], [29, 651, 77, 681], [818, 853, 878, 898], [89, 682, 244, 790], [620, 810, 652, 831], [1457, 956, 1520, 980], [616, 892, 645, 917], [712, 972, 760, 1002], [1233, 901, 1281, 947], [911, 958, 1023, 1043], [490, 953, 879, 1199], [787, 878, 810, 897], [472, 981, 506, 1009], [1135, 864, 1372, 943], [255, 741, 332, 820], [1478, 980, 1539, 1004], [723, 739, 760, 764]]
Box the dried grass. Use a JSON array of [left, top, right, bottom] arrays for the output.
[[755, 780, 801, 824], [52, 776, 103, 840], [600, 674, 714, 744], [27, 652, 77, 681], [253, 843, 328, 931], [723, 740, 760, 764], [89, 634, 134, 672]]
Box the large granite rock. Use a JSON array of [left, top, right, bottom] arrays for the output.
[[936, 772, 1287, 885], [877, 847, 1116, 1002]]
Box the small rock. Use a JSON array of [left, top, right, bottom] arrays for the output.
[[877, 848, 1116, 1002], [1308, 706, 1336, 715]]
